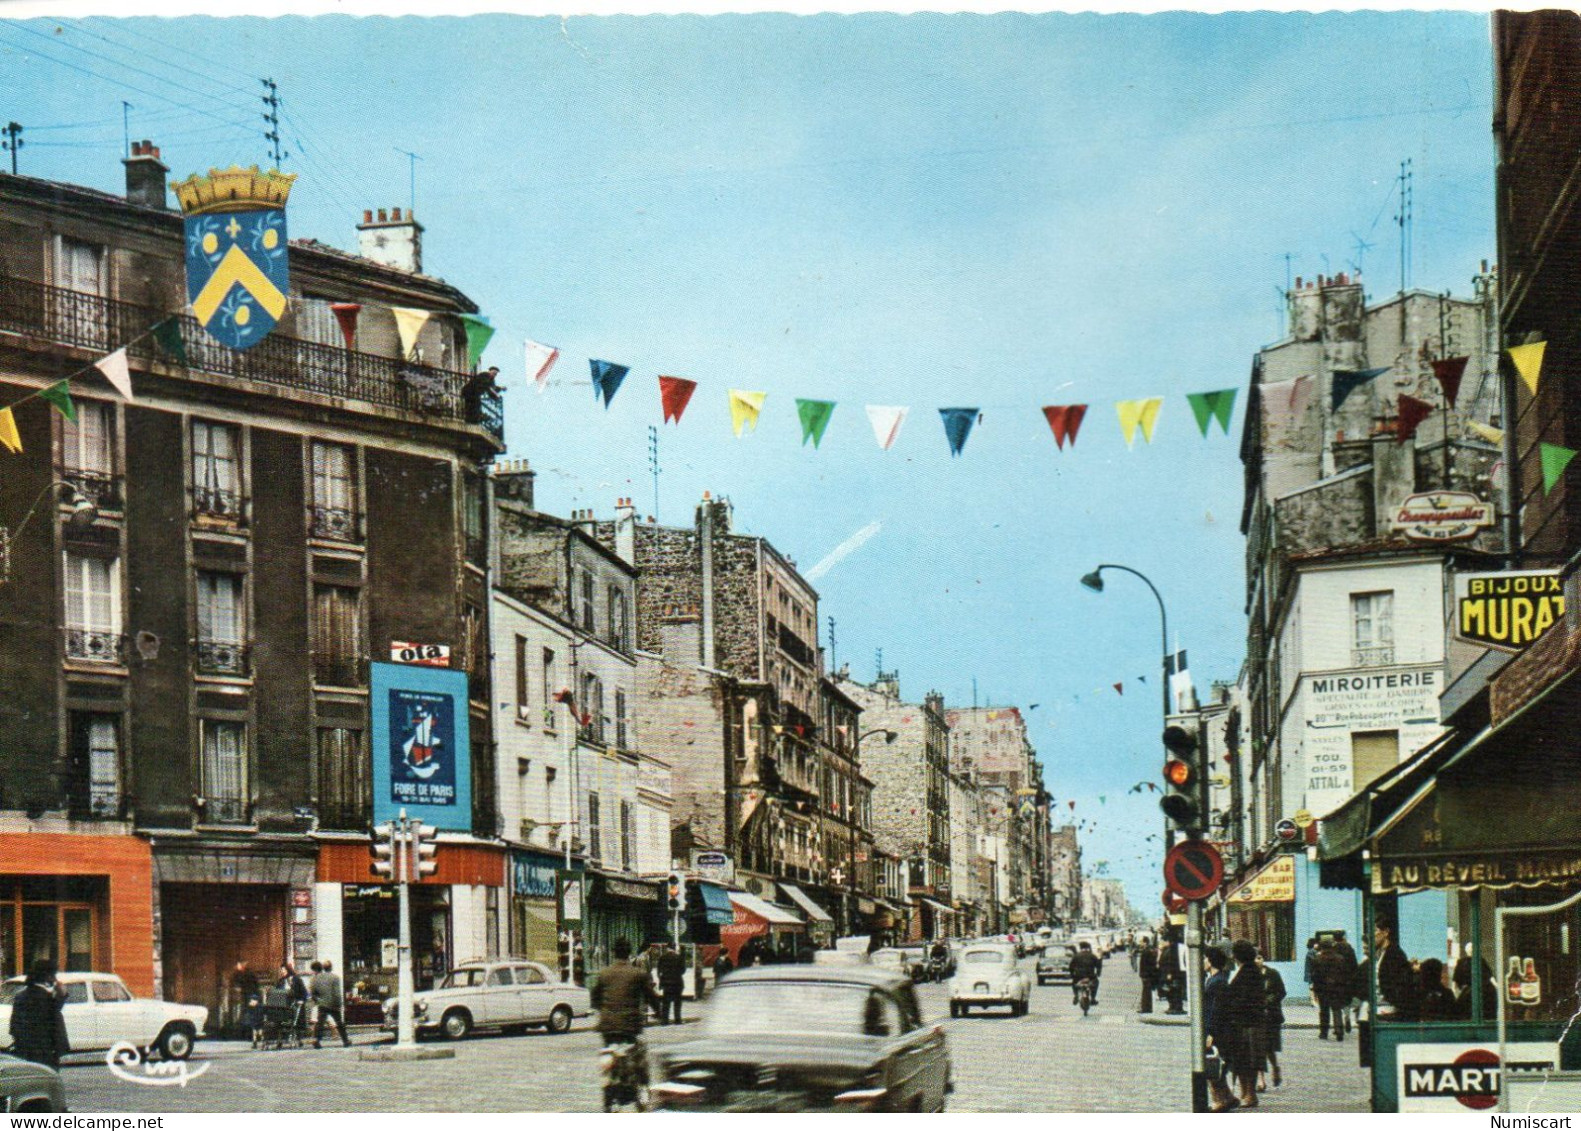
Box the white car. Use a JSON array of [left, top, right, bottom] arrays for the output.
[[949, 945, 1030, 1017], [0, 973, 206, 1061], [383, 960, 590, 1040]]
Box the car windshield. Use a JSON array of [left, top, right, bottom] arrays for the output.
[[440, 969, 487, 988], [706, 981, 883, 1038], [963, 951, 1007, 965]]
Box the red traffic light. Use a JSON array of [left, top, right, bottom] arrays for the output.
[[1163, 758, 1194, 787]]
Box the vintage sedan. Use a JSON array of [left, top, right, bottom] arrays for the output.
[[868, 948, 927, 982], [0, 1055, 63, 1112], [651, 967, 951, 1112], [0, 973, 206, 1061], [383, 959, 590, 1040], [1036, 944, 1077, 986], [949, 944, 1030, 1017]]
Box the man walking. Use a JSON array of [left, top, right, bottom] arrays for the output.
[[1137, 936, 1159, 1014], [656, 943, 686, 1025], [9, 961, 69, 1069], [1311, 940, 1349, 1041], [311, 959, 351, 1048]]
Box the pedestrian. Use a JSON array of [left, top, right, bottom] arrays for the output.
[[1312, 939, 1349, 1041], [1417, 958, 1456, 1021], [8, 961, 69, 1069], [1332, 931, 1359, 1034], [1203, 947, 1239, 1113], [1255, 951, 1286, 1091], [590, 937, 662, 1086], [278, 963, 309, 1044], [311, 959, 350, 1048], [656, 943, 686, 1025], [1159, 936, 1186, 1014], [1226, 941, 1263, 1109], [712, 949, 734, 992], [1137, 936, 1158, 1014], [232, 960, 263, 1048], [1452, 943, 1496, 1019], [1374, 922, 1416, 1021], [1302, 937, 1319, 1007]]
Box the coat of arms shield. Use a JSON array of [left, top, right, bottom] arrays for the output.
[[171, 166, 296, 350]]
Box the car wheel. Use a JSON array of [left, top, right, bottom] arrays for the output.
[[156, 1022, 196, 1061], [547, 1005, 574, 1034], [441, 1009, 473, 1041], [949, 1003, 960, 1019]]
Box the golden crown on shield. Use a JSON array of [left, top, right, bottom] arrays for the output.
[[170, 166, 297, 215]]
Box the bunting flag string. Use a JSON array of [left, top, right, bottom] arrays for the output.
[[590, 359, 629, 407], [1042, 404, 1087, 449], [1331, 367, 1389, 412], [658, 376, 697, 424], [866, 405, 907, 450], [1541, 442, 1577, 495], [95, 348, 135, 401], [0, 408, 20, 455], [458, 313, 495, 369], [1396, 394, 1433, 442], [37, 382, 75, 423], [328, 304, 361, 352], [796, 399, 835, 448], [729, 389, 766, 436], [1186, 388, 1237, 436], [151, 317, 187, 366], [391, 307, 432, 359], [1431, 356, 1469, 408], [525, 340, 560, 394], [1115, 397, 1162, 447], [0, 324, 165, 448], [1508, 341, 1547, 396], [939, 407, 980, 456], [1112, 682, 1124, 696]]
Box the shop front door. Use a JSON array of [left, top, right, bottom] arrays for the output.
[[160, 883, 286, 1030]]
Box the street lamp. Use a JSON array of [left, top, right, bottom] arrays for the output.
[[1079, 564, 1169, 720], [1, 481, 99, 584]]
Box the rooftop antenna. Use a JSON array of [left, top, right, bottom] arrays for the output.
[[1348, 230, 1375, 279], [3, 122, 22, 175], [828, 615, 837, 672], [1394, 158, 1413, 294], [394, 147, 422, 215], [647, 425, 660, 524], [261, 79, 288, 167], [875, 648, 883, 679], [121, 101, 131, 159]]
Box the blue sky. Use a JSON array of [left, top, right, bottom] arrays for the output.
[[2, 10, 1496, 910]]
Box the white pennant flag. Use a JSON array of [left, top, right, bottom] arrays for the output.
[[391, 307, 432, 359], [866, 405, 908, 450], [525, 339, 561, 394], [95, 347, 134, 400]]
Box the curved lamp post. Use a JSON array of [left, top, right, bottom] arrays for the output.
[[1080, 564, 1170, 720]]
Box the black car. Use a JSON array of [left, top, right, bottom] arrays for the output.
[[651, 966, 952, 1112]]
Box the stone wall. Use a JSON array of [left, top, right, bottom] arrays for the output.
[[635, 655, 730, 851]]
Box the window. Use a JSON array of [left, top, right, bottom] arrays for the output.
[[486, 967, 513, 987], [462, 603, 486, 701], [580, 672, 605, 745], [1351, 591, 1395, 666], [191, 421, 243, 521], [195, 571, 247, 675], [515, 635, 530, 722], [576, 568, 595, 634], [587, 791, 602, 863], [201, 721, 248, 824], [614, 688, 629, 751], [541, 647, 557, 729], [56, 237, 104, 295], [516, 965, 547, 985], [1352, 730, 1401, 791], [60, 401, 117, 509], [316, 728, 367, 829], [310, 442, 358, 540], [63, 551, 121, 663], [462, 475, 485, 565], [608, 587, 627, 651], [91, 980, 130, 1004], [68, 713, 121, 819], [312, 584, 362, 686], [619, 799, 634, 871], [1227, 902, 1295, 962]]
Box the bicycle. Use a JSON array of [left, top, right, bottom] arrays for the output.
[[1076, 977, 1096, 1017], [600, 1038, 650, 1112]]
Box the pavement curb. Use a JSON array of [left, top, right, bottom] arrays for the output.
[[1136, 1013, 1326, 1030]]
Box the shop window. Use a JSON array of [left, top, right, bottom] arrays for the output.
[[1228, 902, 1295, 962], [201, 720, 248, 824], [1351, 591, 1395, 667], [192, 421, 243, 521], [317, 728, 368, 830], [0, 886, 100, 979], [1352, 730, 1400, 791]]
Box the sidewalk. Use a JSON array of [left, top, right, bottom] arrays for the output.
[[1136, 995, 1339, 1030]]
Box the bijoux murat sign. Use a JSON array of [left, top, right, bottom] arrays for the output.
[[1390, 491, 1494, 543], [1453, 569, 1565, 652]]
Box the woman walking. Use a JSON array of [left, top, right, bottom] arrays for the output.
[[1256, 951, 1286, 1092], [1225, 940, 1264, 1109], [1203, 947, 1240, 1112]]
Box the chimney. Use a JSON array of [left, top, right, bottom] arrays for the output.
[[123, 140, 169, 210], [614, 497, 637, 566], [492, 458, 535, 509], [356, 204, 424, 273], [570, 508, 596, 535]]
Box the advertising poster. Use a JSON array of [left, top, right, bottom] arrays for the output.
[[370, 661, 472, 831], [1300, 666, 1443, 818]]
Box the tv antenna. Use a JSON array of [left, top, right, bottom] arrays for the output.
[[394, 148, 422, 215], [261, 79, 288, 166]]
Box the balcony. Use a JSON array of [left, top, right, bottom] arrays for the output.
[[196, 639, 249, 677], [61, 469, 122, 512], [202, 796, 248, 825], [1351, 645, 1396, 667], [309, 505, 361, 542], [65, 628, 126, 665], [193, 486, 246, 524], [0, 277, 504, 443]]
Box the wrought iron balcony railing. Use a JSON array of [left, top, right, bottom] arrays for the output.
[[61, 469, 123, 511], [309, 505, 361, 542], [193, 486, 246, 523], [1351, 644, 1396, 668], [65, 628, 126, 665], [0, 277, 504, 442], [196, 639, 250, 677], [202, 796, 249, 825]]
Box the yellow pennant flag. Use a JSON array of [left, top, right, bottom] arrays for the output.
[[1116, 397, 1163, 447], [1468, 420, 1506, 446], [1508, 341, 1547, 396], [0, 407, 19, 454], [729, 389, 766, 436], [391, 307, 432, 359]]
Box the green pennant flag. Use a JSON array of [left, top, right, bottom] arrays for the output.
[[458, 314, 495, 369], [796, 399, 836, 448], [38, 380, 75, 423], [152, 317, 186, 366], [1541, 442, 1578, 495], [1186, 388, 1238, 436]]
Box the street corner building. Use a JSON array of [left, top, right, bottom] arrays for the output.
[[0, 146, 506, 1026]]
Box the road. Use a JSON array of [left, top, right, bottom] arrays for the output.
[[60, 957, 1370, 1112]]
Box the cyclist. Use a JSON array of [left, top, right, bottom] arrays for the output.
[[591, 938, 663, 1105], [1069, 941, 1102, 1008]]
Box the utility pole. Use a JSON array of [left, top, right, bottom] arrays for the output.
[[1394, 158, 1413, 296], [261, 79, 287, 167], [3, 122, 23, 175]]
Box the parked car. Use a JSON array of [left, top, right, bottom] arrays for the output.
[[869, 948, 926, 982], [813, 950, 871, 968], [0, 1055, 63, 1112], [383, 959, 590, 1040], [1036, 945, 1077, 986], [949, 944, 1030, 1017], [0, 973, 206, 1062], [651, 966, 951, 1111]]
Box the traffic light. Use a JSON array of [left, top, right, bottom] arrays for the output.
[[371, 822, 397, 878], [414, 823, 438, 878], [666, 871, 684, 912], [1161, 723, 1205, 834]]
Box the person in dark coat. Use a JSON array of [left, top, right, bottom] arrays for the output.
[[1225, 941, 1263, 1108], [1332, 932, 1359, 1034], [1137, 937, 1159, 1014], [1302, 937, 1319, 1005], [1311, 940, 1350, 1041], [1453, 945, 1496, 1020], [232, 961, 263, 1047], [592, 938, 662, 1042], [1374, 923, 1416, 1021], [711, 950, 734, 995], [655, 944, 686, 1025], [9, 961, 69, 1069], [1203, 947, 1239, 1112], [1256, 952, 1287, 1091], [1160, 936, 1186, 1014], [1417, 958, 1456, 1021]]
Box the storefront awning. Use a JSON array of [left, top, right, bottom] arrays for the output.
[[779, 883, 834, 924], [1226, 853, 1296, 904], [917, 897, 953, 917], [697, 881, 735, 925], [728, 891, 803, 927]]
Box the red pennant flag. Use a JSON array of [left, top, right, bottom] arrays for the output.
[[659, 376, 698, 424], [1431, 357, 1469, 409], [1113, 681, 1124, 695], [1042, 404, 1088, 450], [329, 303, 362, 351], [1397, 395, 1433, 443]]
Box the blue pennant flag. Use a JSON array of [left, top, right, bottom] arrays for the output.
[[590, 359, 629, 407], [1331, 367, 1389, 412], [939, 407, 980, 456]]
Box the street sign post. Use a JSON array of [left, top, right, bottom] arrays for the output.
[[1275, 818, 1300, 842], [1164, 840, 1224, 902]]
